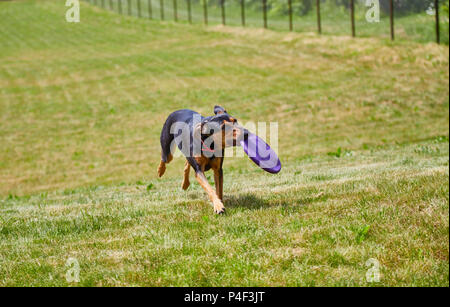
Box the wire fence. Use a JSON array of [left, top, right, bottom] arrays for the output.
[[87, 0, 449, 45]]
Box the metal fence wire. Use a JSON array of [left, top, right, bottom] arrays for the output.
[[87, 0, 448, 45]]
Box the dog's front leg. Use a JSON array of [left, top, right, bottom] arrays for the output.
[[182, 160, 191, 190], [195, 172, 225, 214], [213, 168, 223, 201]]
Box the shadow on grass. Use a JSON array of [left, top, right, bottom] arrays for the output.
[[224, 190, 329, 211], [225, 193, 289, 210]]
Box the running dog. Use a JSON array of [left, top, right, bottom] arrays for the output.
[[157, 106, 246, 214]]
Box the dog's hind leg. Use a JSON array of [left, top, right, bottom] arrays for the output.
[[181, 160, 191, 190]]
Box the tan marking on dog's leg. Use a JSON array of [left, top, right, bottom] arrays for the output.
[[182, 160, 191, 190], [219, 169, 223, 201], [195, 172, 225, 214], [210, 157, 224, 201], [213, 169, 223, 201]]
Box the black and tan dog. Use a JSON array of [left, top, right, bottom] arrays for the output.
[[157, 106, 246, 214]]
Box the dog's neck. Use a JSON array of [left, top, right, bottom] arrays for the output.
[[200, 137, 215, 153]]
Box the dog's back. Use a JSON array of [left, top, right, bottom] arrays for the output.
[[159, 109, 200, 163]]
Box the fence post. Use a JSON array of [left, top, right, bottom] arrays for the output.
[[138, 0, 141, 17], [435, 0, 440, 44], [187, 0, 192, 24], [203, 0, 208, 25], [221, 0, 226, 25], [148, 0, 152, 19], [173, 0, 178, 21], [262, 0, 267, 29], [316, 0, 321, 34], [241, 0, 245, 27], [350, 0, 355, 37], [160, 0, 164, 20], [389, 0, 394, 40], [119, 0, 123, 14], [288, 0, 293, 31]]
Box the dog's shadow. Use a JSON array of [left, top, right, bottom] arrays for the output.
[[224, 193, 287, 210], [188, 191, 313, 212]]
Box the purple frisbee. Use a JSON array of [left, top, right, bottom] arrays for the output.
[[240, 132, 281, 174]]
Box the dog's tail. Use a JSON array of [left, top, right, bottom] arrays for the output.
[[158, 116, 177, 178], [160, 119, 175, 163]]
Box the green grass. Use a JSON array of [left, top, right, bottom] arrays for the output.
[[0, 0, 449, 286]]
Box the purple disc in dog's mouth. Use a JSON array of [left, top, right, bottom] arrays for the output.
[[240, 132, 281, 174]]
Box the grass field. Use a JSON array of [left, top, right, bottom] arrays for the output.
[[0, 0, 449, 286]]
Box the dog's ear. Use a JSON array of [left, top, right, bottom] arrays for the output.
[[214, 105, 227, 115]]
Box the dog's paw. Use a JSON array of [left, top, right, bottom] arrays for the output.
[[214, 207, 225, 214], [213, 200, 226, 214], [181, 180, 190, 190]]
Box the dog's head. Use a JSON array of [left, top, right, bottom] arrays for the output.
[[195, 106, 245, 149]]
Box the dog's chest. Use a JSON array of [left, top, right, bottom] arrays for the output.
[[194, 156, 222, 172]]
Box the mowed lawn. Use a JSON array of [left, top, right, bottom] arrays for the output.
[[0, 0, 448, 286]]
